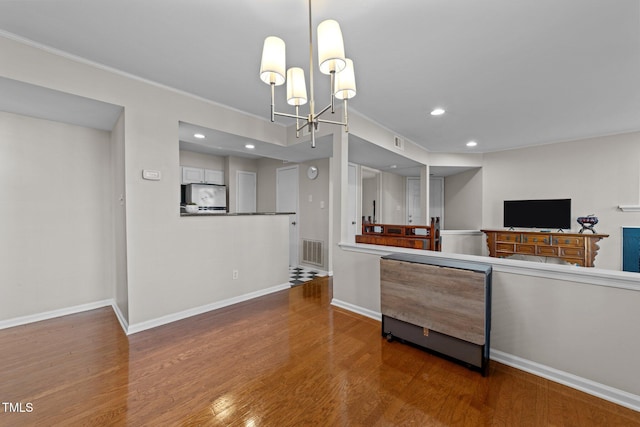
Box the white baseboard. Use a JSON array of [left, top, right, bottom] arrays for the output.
[[330, 298, 382, 321], [126, 283, 291, 335], [0, 299, 114, 330], [491, 349, 640, 413]]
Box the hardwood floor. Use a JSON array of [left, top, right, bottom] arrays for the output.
[[1, 277, 639, 426]]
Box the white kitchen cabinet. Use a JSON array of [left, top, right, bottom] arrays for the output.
[[181, 166, 224, 185], [204, 169, 224, 185]]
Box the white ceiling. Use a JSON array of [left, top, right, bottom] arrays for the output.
[[0, 1, 638, 157]]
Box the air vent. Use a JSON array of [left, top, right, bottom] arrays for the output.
[[393, 135, 404, 150], [302, 239, 323, 267]]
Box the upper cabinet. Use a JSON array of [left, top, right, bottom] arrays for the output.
[[204, 169, 224, 185], [181, 166, 224, 185]]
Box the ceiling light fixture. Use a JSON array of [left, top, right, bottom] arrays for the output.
[[194, 133, 205, 139], [430, 108, 445, 116], [245, 144, 255, 149], [466, 141, 478, 147], [259, 0, 356, 148]]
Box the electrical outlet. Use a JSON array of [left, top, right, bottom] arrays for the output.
[[232, 270, 238, 280]]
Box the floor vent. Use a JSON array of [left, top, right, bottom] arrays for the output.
[[302, 239, 323, 266]]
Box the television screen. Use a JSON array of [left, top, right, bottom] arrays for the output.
[[503, 199, 571, 229]]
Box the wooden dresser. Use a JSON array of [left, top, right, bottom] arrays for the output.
[[355, 217, 441, 251], [481, 229, 608, 267]]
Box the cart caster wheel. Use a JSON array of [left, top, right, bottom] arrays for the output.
[[386, 333, 394, 342]]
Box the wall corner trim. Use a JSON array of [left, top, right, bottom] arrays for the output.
[[111, 302, 129, 335]]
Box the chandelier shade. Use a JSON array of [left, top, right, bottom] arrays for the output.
[[286, 67, 308, 106], [258, 0, 356, 148], [334, 58, 356, 100], [317, 19, 346, 75], [259, 36, 286, 86]]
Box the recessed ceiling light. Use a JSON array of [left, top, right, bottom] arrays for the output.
[[466, 141, 478, 147], [430, 108, 445, 116], [194, 133, 205, 139], [245, 144, 255, 149]]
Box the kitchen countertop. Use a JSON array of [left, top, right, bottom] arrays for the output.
[[180, 211, 295, 217]]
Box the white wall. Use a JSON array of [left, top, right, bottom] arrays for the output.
[[298, 158, 330, 270], [256, 157, 281, 213], [179, 150, 225, 173], [483, 131, 640, 270], [444, 168, 483, 230], [256, 157, 331, 270], [381, 171, 405, 224], [0, 34, 289, 328], [0, 112, 113, 320]]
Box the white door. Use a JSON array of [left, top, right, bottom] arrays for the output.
[[430, 177, 444, 227], [348, 163, 358, 242], [406, 177, 423, 225], [277, 166, 299, 267], [236, 171, 256, 213]]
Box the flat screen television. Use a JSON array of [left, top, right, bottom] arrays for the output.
[[503, 199, 571, 230]]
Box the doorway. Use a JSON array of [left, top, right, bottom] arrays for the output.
[[236, 171, 256, 213]]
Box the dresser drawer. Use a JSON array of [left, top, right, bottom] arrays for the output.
[[521, 234, 550, 244], [536, 246, 558, 256], [553, 236, 584, 247], [560, 247, 585, 258], [496, 233, 517, 242], [515, 244, 536, 255], [496, 243, 515, 252]]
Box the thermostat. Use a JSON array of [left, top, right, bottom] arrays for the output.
[[142, 169, 161, 181]]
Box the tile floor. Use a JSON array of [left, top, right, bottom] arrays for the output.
[[288, 266, 326, 286]]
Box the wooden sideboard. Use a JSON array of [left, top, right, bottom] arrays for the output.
[[380, 253, 492, 375], [481, 229, 608, 267], [356, 217, 441, 251]]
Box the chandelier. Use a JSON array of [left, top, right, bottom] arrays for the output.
[[259, 0, 356, 148]]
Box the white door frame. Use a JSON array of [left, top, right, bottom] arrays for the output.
[[276, 165, 299, 267], [347, 163, 358, 242], [406, 176, 422, 225]]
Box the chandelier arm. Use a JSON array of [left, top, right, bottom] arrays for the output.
[[296, 121, 310, 132], [270, 83, 276, 122], [330, 72, 335, 114], [344, 99, 349, 132], [273, 111, 307, 121], [316, 118, 347, 126], [315, 103, 333, 119]]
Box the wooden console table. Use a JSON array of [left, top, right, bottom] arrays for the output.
[[481, 229, 608, 267], [356, 217, 441, 251]]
